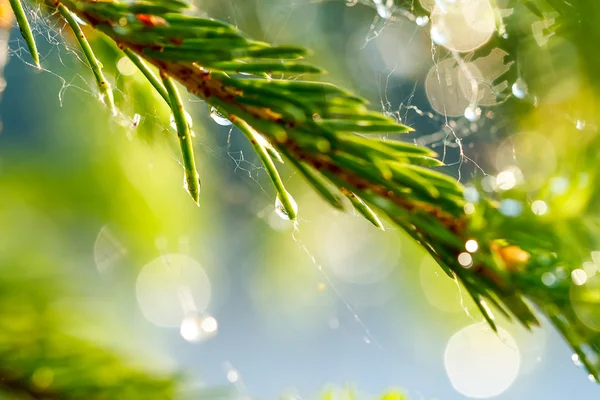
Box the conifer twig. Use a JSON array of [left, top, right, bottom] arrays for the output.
[[235, 119, 297, 220], [8, 0, 39, 67], [23, 0, 600, 382], [56, 2, 115, 113], [161, 74, 201, 205]]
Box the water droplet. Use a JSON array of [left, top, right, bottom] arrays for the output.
[[131, 113, 141, 129], [415, 16, 429, 26], [170, 110, 193, 131], [209, 107, 232, 126], [589, 374, 597, 383], [464, 105, 481, 122], [576, 120, 586, 131], [511, 78, 528, 99], [571, 353, 582, 367], [274, 194, 298, 220], [364, 336, 372, 344], [183, 175, 202, 197], [430, 24, 448, 46]]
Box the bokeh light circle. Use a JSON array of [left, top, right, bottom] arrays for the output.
[[430, 0, 496, 53], [419, 256, 463, 313], [93, 224, 127, 276], [317, 215, 400, 285], [425, 58, 475, 116], [136, 253, 211, 327], [571, 273, 600, 331], [180, 314, 218, 342], [495, 132, 557, 191], [445, 324, 520, 398]]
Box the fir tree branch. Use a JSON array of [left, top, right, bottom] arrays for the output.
[[22, 0, 600, 382]]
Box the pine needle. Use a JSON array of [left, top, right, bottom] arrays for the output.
[[8, 0, 39, 67]]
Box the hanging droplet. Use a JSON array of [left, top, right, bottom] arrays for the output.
[[275, 194, 298, 221], [131, 113, 141, 129], [210, 107, 232, 126], [464, 105, 481, 122], [170, 110, 193, 130], [511, 78, 528, 99], [589, 374, 597, 383], [498, 25, 507, 38], [415, 16, 429, 27], [576, 120, 586, 131], [572, 353, 583, 368]]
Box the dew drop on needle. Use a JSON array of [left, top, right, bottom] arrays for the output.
[[275, 194, 298, 221], [512, 78, 528, 99], [210, 107, 232, 126], [170, 110, 193, 131]]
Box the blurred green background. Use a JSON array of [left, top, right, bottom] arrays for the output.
[[1, 0, 600, 398]]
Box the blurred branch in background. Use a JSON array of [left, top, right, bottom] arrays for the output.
[[0, 278, 177, 399]]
